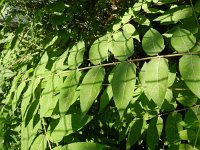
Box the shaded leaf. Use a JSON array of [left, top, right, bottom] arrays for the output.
[[166, 112, 182, 146], [195, 0, 200, 13], [173, 81, 197, 107], [147, 116, 163, 150], [126, 119, 146, 149], [99, 85, 113, 112]]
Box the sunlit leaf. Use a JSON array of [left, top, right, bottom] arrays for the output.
[[142, 28, 165, 56], [109, 31, 134, 61], [59, 71, 81, 115], [12, 82, 26, 112], [21, 115, 41, 150], [21, 78, 41, 118], [48, 114, 92, 143], [171, 27, 196, 53], [29, 134, 47, 150], [112, 62, 136, 117], [66, 142, 105, 150], [89, 35, 108, 65], [68, 41, 85, 69], [154, 5, 192, 23], [145, 58, 169, 107], [179, 55, 200, 99], [80, 67, 105, 114]]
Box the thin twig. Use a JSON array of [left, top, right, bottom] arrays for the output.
[[21, 51, 200, 83], [158, 104, 200, 117], [42, 118, 52, 150]]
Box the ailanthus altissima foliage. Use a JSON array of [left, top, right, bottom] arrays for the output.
[[0, 0, 200, 149]]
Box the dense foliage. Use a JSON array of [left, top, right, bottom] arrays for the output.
[[0, 0, 200, 149]]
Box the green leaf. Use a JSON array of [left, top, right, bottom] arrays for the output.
[[1, 69, 15, 78], [45, 95, 59, 117], [179, 55, 200, 99], [112, 62, 136, 117], [133, 0, 143, 12], [184, 108, 199, 128], [171, 27, 196, 53], [147, 116, 163, 150], [3, 74, 20, 104], [161, 89, 177, 111], [168, 63, 176, 87], [21, 115, 41, 150], [99, 85, 113, 112], [66, 142, 105, 150], [46, 2, 65, 13], [21, 78, 41, 118], [89, 35, 108, 65], [29, 134, 47, 150], [122, 24, 140, 41], [166, 112, 182, 146], [109, 31, 134, 61], [34, 52, 49, 76], [52, 50, 69, 72], [154, 5, 192, 23], [133, 14, 151, 26], [181, 17, 199, 34], [59, 71, 81, 115], [139, 62, 147, 93], [68, 41, 85, 69], [48, 114, 92, 143], [12, 82, 26, 112], [126, 119, 146, 149], [145, 58, 169, 107], [39, 76, 55, 117], [80, 67, 105, 114], [52, 146, 67, 150], [184, 108, 200, 147], [173, 81, 197, 107], [178, 144, 193, 150], [121, 8, 133, 24], [142, 28, 165, 56], [195, 0, 200, 13]]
